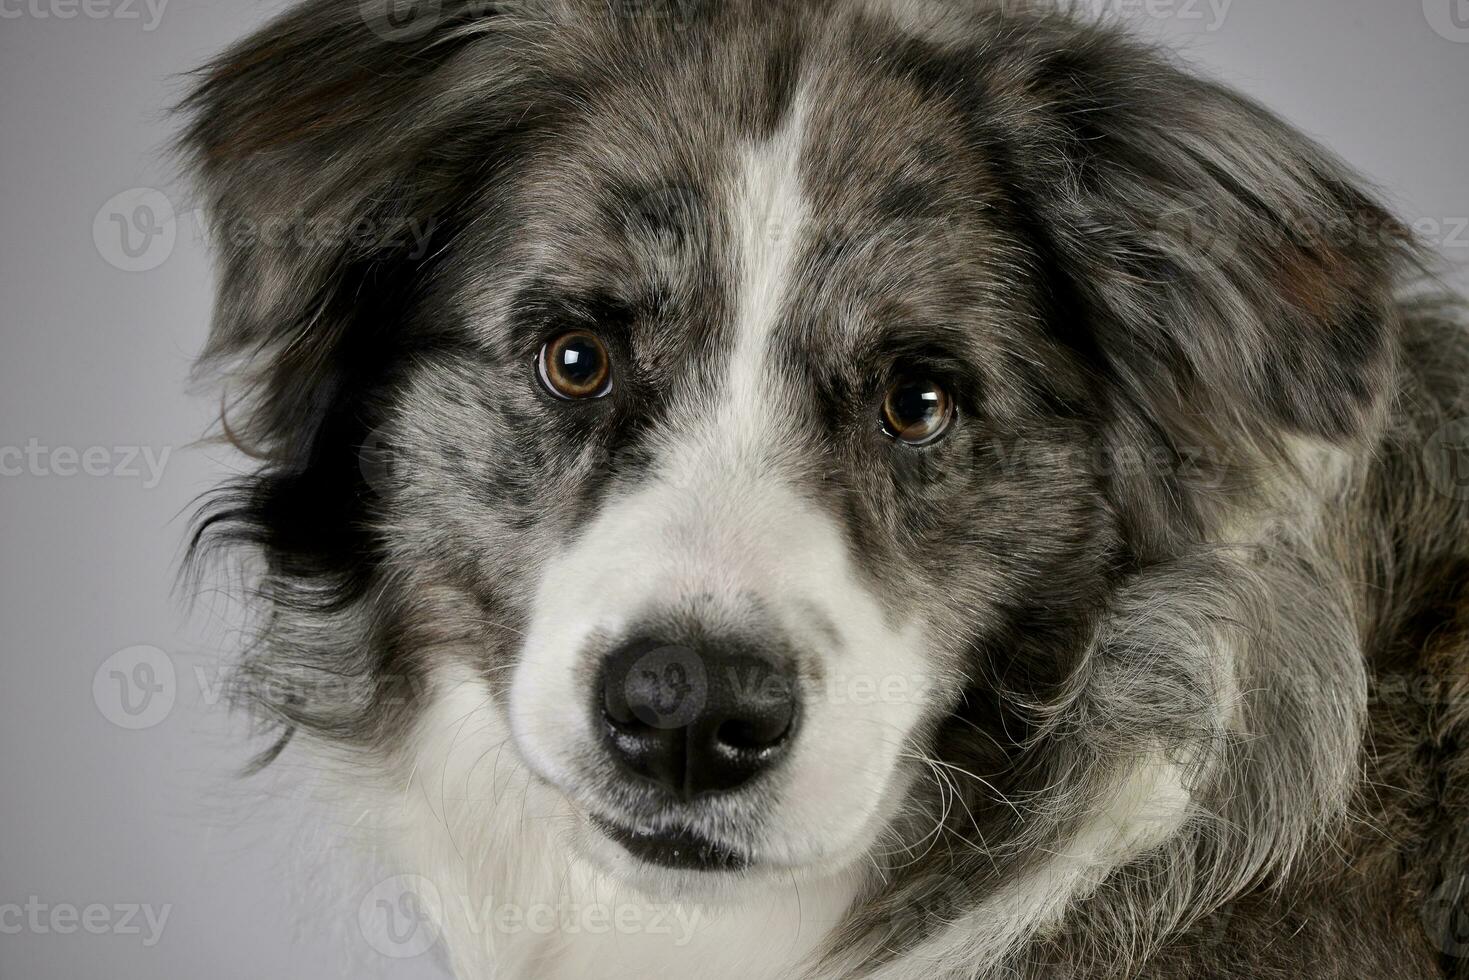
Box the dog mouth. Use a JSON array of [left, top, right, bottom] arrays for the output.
[[591, 815, 750, 872]]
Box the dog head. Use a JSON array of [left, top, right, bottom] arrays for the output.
[[183, 0, 1410, 968]]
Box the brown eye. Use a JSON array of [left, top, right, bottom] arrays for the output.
[[882, 377, 954, 445], [538, 330, 612, 400]]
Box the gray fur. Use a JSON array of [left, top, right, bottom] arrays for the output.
[[180, 1, 1469, 976]]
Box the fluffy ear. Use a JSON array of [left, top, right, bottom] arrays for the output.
[[178, 0, 551, 454], [975, 15, 1417, 449]]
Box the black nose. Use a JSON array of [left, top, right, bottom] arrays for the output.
[[598, 638, 800, 799]]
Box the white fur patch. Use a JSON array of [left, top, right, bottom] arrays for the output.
[[376, 665, 866, 980], [719, 90, 811, 443]]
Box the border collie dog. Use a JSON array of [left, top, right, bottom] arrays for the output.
[[181, 1, 1469, 977]]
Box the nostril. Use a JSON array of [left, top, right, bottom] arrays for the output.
[[714, 714, 793, 752], [604, 707, 648, 735], [601, 680, 641, 731], [715, 658, 798, 752]]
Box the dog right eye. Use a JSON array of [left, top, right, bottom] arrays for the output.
[[881, 376, 955, 446], [538, 330, 613, 400]]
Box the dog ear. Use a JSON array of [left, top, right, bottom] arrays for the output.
[[977, 17, 1417, 449], [178, 0, 550, 455]]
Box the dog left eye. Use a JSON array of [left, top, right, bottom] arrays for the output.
[[538, 330, 613, 400], [882, 377, 955, 445]]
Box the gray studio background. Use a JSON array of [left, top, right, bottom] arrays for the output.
[[1, 1, 1465, 978]]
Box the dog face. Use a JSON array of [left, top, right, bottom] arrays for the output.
[[434, 50, 1118, 886], [184, 0, 1408, 966], [357, 15, 1134, 893]]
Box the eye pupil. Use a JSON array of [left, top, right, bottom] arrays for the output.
[[883, 378, 954, 445], [540, 331, 612, 399], [559, 344, 595, 382], [894, 385, 939, 422]]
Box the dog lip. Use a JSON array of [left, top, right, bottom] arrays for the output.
[[590, 815, 750, 872]]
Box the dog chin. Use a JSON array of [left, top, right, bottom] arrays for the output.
[[560, 780, 910, 911], [553, 797, 861, 906], [571, 827, 761, 902]]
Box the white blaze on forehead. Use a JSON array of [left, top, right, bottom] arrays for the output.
[[716, 94, 811, 439], [507, 92, 939, 873]]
